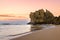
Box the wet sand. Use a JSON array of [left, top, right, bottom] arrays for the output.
[[11, 26, 60, 40]]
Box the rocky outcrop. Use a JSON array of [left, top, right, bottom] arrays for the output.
[[28, 9, 60, 25], [52, 16, 60, 24], [29, 9, 45, 24], [44, 9, 54, 24]]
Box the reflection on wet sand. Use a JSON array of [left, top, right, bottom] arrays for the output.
[[11, 25, 60, 40], [31, 25, 43, 31], [31, 24, 55, 31]]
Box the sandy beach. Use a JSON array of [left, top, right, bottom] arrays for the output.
[[11, 26, 60, 40]]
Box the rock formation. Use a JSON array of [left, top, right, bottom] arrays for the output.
[[28, 9, 60, 25], [53, 16, 60, 24], [29, 9, 45, 24], [44, 9, 54, 24]]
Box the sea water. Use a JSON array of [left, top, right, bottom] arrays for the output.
[[0, 24, 56, 40], [0, 25, 31, 40]]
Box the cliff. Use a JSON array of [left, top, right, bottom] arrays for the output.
[[28, 9, 60, 25]]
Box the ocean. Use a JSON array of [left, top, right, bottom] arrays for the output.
[[0, 24, 56, 40]]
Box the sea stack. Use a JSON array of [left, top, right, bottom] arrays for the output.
[[28, 9, 55, 24]]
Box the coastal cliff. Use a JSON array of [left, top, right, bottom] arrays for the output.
[[28, 9, 60, 25]]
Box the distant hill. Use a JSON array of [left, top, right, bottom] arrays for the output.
[[0, 19, 29, 25]]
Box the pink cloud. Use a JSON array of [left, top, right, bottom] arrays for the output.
[[0, 15, 15, 17]]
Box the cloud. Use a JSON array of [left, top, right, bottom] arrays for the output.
[[0, 14, 28, 21], [0, 15, 15, 17]]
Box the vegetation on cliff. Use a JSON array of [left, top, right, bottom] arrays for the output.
[[28, 9, 60, 25]]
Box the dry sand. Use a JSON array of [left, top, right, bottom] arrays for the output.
[[11, 26, 60, 40]]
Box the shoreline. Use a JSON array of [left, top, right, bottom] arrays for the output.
[[11, 26, 60, 40], [10, 24, 56, 40], [8, 32, 32, 40]]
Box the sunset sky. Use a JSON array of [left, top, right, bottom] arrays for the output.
[[0, 0, 60, 20]]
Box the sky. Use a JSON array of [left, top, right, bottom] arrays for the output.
[[0, 0, 60, 20]]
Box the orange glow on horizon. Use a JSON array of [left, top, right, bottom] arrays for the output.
[[0, 0, 60, 20], [0, 15, 28, 21]]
